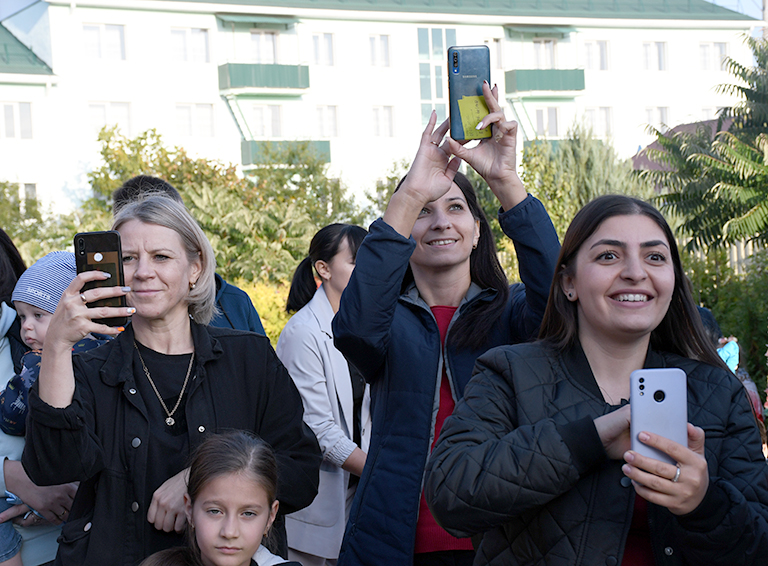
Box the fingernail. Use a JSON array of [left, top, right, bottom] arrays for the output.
[[483, 80, 489, 85], [622, 464, 632, 474], [121, 286, 131, 292], [102, 272, 111, 278], [127, 307, 136, 314], [476, 121, 484, 130], [624, 451, 634, 463], [116, 327, 125, 332], [639, 432, 650, 441]]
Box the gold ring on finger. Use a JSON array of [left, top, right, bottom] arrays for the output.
[[80, 294, 88, 304]]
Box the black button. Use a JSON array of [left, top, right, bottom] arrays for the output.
[[620, 476, 632, 487], [606, 557, 617, 566]]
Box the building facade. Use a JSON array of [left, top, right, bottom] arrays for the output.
[[0, 0, 758, 210]]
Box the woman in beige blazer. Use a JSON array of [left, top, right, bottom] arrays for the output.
[[277, 224, 371, 566]]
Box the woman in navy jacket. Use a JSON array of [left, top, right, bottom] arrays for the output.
[[332, 84, 560, 566]]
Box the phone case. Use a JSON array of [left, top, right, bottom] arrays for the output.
[[630, 368, 688, 465], [448, 45, 492, 141], [74, 231, 127, 327]]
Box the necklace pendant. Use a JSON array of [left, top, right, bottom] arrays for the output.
[[165, 417, 175, 426]]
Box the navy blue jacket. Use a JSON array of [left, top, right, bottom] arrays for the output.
[[210, 273, 265, 335], [333, 195, 560, 566]]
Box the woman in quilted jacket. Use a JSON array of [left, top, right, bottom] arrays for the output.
[[426, 194, 768, 566]]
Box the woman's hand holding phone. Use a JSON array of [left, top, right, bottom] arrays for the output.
[[446, 82, 527, 211], [622, 424, 709, 515]]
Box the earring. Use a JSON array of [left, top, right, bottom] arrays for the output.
[[472, 243, 478, 250], [190, 282, 196, 290], [567, 292, 573, 299]]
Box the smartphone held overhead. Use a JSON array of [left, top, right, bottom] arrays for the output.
[[630, 368, 688, 465], [448, 45, 492, 141], [74, 231, 128, 327]]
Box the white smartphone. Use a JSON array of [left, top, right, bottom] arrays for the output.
[[630, 368, 687, 465]]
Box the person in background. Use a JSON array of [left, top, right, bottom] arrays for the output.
[[112, 175, 265, 335], [22, 196, 320, 565], [0, 240, 78, 566], [276, 224, 371, 566], [333, 83, 560, 566], [425, 195, 768, 565]]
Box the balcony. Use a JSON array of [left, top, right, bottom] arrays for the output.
[[218, 63, 309, 92], [505, 69, 585, 94], [241, 140, 331, 166]]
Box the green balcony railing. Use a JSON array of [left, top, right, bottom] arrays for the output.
[[241, 140, 331, 166], [219, 63, 309, 90], [505, 69, 585, 93]]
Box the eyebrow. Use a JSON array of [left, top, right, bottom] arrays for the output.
[[201, 499, 265, 510], [589, 239, 669, 250]]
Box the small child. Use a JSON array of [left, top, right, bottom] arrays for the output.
[[140, 431, 302, 566], [0, 251, 108, 566]]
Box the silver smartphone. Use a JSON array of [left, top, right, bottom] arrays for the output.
[[630, 368, 687, 465]]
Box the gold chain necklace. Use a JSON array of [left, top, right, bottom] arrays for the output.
[[134, 341, 194, 426]]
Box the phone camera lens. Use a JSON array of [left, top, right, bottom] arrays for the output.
[[653, 390, 665, 403], [77, 239, 85, 254], [639, 384, 644, 390], [639, 377, 644, 383]]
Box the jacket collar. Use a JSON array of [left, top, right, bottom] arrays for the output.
[[99, 320, 222, 387], [400, 281, 497, 312], [561, 339, 665, 401], [307, 285, 334, 337]]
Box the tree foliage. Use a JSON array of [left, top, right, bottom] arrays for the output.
[[0, 181, 43, 261]]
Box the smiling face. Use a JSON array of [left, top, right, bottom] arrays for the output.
[[561, 214, 675, 347], [14, 301, 52, 350], [409, 183, 480, 277], [186, 472, 278, 566], [119, 220, 202, 327]]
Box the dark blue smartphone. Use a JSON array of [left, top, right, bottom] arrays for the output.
[[448, 45, 492, 141]]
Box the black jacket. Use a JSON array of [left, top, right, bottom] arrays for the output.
[[425, 341, 768, 566], [22, 322, 321, 566]]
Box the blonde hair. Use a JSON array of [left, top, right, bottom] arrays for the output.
[[113, 195, 218, 324]]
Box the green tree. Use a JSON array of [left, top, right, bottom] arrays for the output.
[[79, 128, 362, 282], [365, 159, 410, 223], [0, 181, 42, 258]]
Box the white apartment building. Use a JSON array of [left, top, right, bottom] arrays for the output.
[[0, 0, 759, 210]]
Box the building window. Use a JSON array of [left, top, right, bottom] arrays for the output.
[[585, 40, 608, 70], [417, 27, 455, 126], [313, 33, 334, 66], [372, 106, 394, 137], [646, 107, 669, 132], [252, 105, 281, 138], [585, 107, 612, 137], [176, 103, 214, 137], [252, 31, 277, 64], [83, 24, 125, 60], [316, 106, 338, 138], [485, 38, 503, 69], [89, 102, 131, 136], [171, 28, 209, 63], [534, 39, 556, 69], [700, 42, 728, 71], [23, 183, 36, 200], [1, 102, 32, 139], [370, 35, 390, 66], [536, 107, 558, 137], [643, 42, 666, 71]]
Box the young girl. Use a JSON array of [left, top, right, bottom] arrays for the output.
[[141, 431, 302, 566]]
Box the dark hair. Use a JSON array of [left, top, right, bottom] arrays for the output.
[[398, 172, 509, 350], [112, 175, 183, 215], [139, 547, 199, 566], [538, 194, 727, 369], [0, 228, 26, 305], [286, 223, 367, 313], [186, 431, 278, 557]]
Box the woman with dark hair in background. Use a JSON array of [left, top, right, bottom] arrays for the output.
[[276, 223, 370, 566], [426, 195, 768, 565], [332, 84, 560, 566]]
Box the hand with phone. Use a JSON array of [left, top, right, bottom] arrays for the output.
[[446, 81, 527, 212]]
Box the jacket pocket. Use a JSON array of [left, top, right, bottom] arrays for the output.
[[56, 510, 94, 565]]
